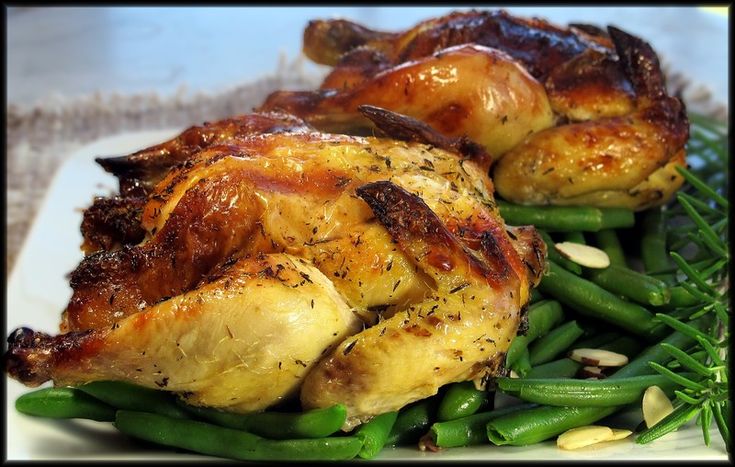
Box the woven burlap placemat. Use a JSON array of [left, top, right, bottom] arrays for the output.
[[5, 58, 727, 276]]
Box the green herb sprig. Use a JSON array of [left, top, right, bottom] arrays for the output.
[[637, 113, 730, 450]]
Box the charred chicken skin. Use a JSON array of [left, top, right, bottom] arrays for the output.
[[6, 107, 545, 429], [260, 9, 689, 210]]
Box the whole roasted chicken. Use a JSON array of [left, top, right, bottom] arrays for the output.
[[5, 107, 545, 429], [260, 9, 689, 210]]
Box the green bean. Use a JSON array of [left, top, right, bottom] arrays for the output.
[[526, 333, 641, 380], [593, 229, 627, 267], [77, 380, 189, 419], [385, 398, 436, 446], [539, 230, 582, 275], [506, 335, 531, 368], [15, 387, 116, 422], [528, 320, 584, 366], [429, 403, 536, 448], [437, 381, 489, 421], [506, 300, 564, 366], [573, 331, 621, 350], [497, 202, 635, 232], [563, 231, 586, 244], [496, 374, 693, 407], [585, 264, 671, 306], [510, 348, 532, 377], [525, 358, 581, 379], [529, 288, 544, 304], [355, 411, 398, 459], [538, 261, 661, 339], [114, 410, 362, 461], [486, 404, 618, 446], [597, 335, 643, 360], [524, 300, 565, 340], [176, 401, 346, 439], [666, 286, 701, 308], [486, 329, 699, 446], [641, 208, 672, 275]]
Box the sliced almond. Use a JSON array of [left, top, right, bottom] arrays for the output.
[[609, 428, 633, 441], [509, 370, 520, 379], [569, 348, 629, 367], [557, 425, 614, 450], [642, 385, 674, 428], [578, 365, 606, 379], [555, 242, 610, 268]]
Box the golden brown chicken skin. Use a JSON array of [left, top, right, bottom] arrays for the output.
[[492, 27, 688, 209], [7, 253, 362, 412], [260, 44, 555, 159], [81, 112, 313, 255], [301, 181, 542, 428], [6, 109, 545, 426], [303, 9, 612, 80], [264, 10, 689, 210]]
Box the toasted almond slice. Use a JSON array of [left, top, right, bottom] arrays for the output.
[[610, 428, 633, 441], [555, 242, 610, 268], [578, 365, 606, 379], [643, 385, 674, 428], [569, 348, 629, 367], [557, 425, 614, 450]]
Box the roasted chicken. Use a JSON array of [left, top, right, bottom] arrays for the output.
[[260, 9, 689, 210], [6, 107, 545, 429]]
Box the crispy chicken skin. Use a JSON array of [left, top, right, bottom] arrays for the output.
[[81, 112, 313, 255], [302, 9, 611, 80], [7, 253, 362, 412], [260, 44, 555, 160], [493, 27, 688, 209], [6, 109, 545, 426], [264, 10, 689, 210], [301, 181, 539, 428]]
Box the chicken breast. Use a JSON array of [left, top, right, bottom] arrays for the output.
[[260, 44, 555, 159]]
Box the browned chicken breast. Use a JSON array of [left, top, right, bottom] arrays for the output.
[[260, 44, 555, 158], [6, 108, 545, 428], [260, 9, 689, 210]]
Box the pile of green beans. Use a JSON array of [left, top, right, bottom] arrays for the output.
[[538, 261, 663, 339], [505, 300, 564, 368], [437, 381, 490, 421], [486, 329, 701, 446], [114, 410, 362, 461]]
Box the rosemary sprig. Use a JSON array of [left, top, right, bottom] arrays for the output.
[[637, 113, 730, 451]]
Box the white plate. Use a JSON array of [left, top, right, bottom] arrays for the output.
[[5, 131, 728, 461]]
